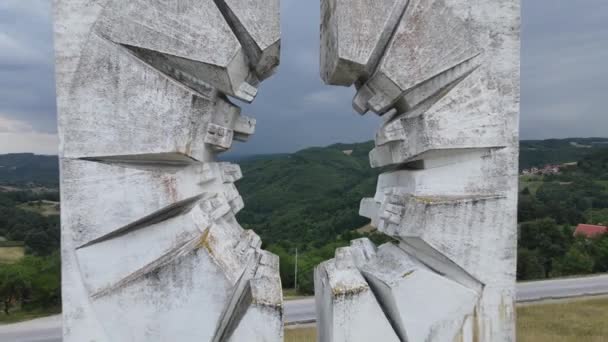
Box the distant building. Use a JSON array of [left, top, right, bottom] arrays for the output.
[[521, 164, 562, 176], [574, 224, 608, 238]]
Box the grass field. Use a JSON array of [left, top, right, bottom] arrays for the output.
[[285, 297, 608, 342], [285, 327, 316, 342], [0, 246, 25, 264], [517, 297, 608, 342]]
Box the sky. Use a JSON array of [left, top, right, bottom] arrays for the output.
[[0, 1, 607, 155]]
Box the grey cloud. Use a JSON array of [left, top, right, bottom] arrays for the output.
[[0, 0, 607, 154], [0, 0, 56, 135], [521, 0, 608, 139]]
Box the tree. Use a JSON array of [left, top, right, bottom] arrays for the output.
[[551, 243, 594, 277], [589, 235, 608, 273], [519, 218, 571, 277], [517, 248, 545, 280], [25, 231, 51, 256], [0, 254, 61, 315], [0, 262, 34, 314]]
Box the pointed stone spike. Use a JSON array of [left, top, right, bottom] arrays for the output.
[[314, 259, 401, 342], [214, 0, 281, 81], [320, 0, 409, 86], [61, 160, 240, 248], [353, 0, 481, 115], [359, 243, 479, 342], [96, 0, 259, 101]]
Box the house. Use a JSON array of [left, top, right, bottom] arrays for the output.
[[521, 164, 563, 176], [574, 224, 608, 238]]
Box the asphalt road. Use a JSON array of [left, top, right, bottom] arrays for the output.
[[0, 315, 61, 342], [517, 274, 608, 302], [2, 274, 607, 341]]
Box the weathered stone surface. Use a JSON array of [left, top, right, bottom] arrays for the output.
[[352, 0, 481, 115], [57, 32, 255, 161], [315, 247, 400, 342], [216, 0, 281, 80], [53, 0, 281, 341], [320, 0, 408, 86], [96, 0, 258, 101], [315, 239, 479, 342], [319, 0, 520, 340]]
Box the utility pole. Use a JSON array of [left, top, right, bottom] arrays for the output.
[[294, 248, 298, 293]]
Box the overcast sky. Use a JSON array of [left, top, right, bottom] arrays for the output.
[[0, 0, 607, 155]]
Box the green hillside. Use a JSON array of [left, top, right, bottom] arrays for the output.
[[1, 138, 608, 295], [237, 141, 379, 248], [0, 154, 58, 187], [520, 138, 608, 170]]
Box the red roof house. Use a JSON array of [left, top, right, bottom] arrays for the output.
[[574, 224, 608, 238]]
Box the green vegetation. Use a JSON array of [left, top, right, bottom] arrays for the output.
[[518, 148, 608, 280], [0, 191, 60, 257], [236, 141, 608, 293], [0, 156, 60, 320], [0, 138, 607, 307], [519, 138, 608, 170], [236, 142, 391, 293], [0, 254, 61, 321], [0, 154, 58, 188]]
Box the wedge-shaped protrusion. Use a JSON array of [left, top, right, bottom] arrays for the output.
[[354, 54, 480, 115], [77, 193, 249, 298], [367, 66, 508, 168], [368, 102, 507, 167], [61, 159, 241, 247], [86, 215, 276, 342], [78, 206, 210, 297], [60, 34, 249, 161], [95, 0, 258, 101], [315, 255, 400, 342], [353, 0, 481, 115], [224, 251, 283, 342], [373, 63, 479, 146], [89, 236, 233, 342], [213, 0, 281, 81], [362, 193, 514, 284], [358, 243, 479, 342], [316, 240, 480, 342], [320, 0, 409, 86], [369, 150, 510, 203]]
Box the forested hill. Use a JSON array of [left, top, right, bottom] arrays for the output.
[[520, 138, 608, 170], [1, 138, 608, 294], [1, 138, 607, 188], [237, 141, 379, 249], [0, 153, 59, 187]]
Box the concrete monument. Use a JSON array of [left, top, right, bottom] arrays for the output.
[[317, 0, 520, 341], [53, 1, 282, 341]]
